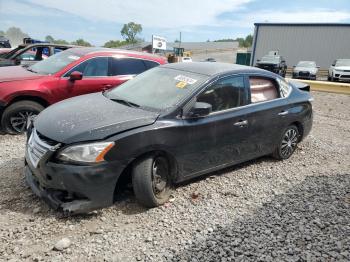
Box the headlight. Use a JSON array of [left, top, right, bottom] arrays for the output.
[[58, 142, 115, 163]]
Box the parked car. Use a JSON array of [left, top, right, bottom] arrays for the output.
[[0, 47, 166, 134], [0, 36, 11, 48], [292, 61, 319, 80], [256, 55, 287, 77], [181, 57, 192, 62], [328, 59, 350, 81], [24, 62, 313, 214], [203, 58, 216, 62], [0, 43, 75, 67], [0, 48, 13, 56]]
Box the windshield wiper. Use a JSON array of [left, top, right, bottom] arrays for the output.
[[26, 67, 37, 73], [110, 98, 140, 108]]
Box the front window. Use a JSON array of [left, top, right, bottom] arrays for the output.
[[335, 59, 350, 67], [105, 67, 208, 111], [260, 55, 280, 63], [297, 61, 316, 68], [64, 57, 108, 77], [197, 76, 245, 112], [28, 50, 81, 75]]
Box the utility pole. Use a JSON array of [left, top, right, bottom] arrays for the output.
[[179, 32, 181, 48]]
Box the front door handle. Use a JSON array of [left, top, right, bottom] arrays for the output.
[[278, 110, 289, 116], [234, 120, 248, 127]]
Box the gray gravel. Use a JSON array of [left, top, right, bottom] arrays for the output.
[[0, 91, 349, 261]]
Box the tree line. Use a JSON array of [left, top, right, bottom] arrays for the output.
[[0, 22, 143, 48], [1, 24, 253, 49]]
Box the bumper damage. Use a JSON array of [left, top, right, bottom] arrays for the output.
[[24, 159, 126, 214]]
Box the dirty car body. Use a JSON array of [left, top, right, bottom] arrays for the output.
[[24, 62, 313, 214]]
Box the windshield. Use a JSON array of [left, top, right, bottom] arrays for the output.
[[297, 61, 316, 67], [105, 67, 208, 111], [28, 50, 81, 75], [260, 55, 280, 63], [335, 59, 350, 67]]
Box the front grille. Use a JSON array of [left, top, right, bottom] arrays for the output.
[[27, 129, 59, 168], [299, 71, 310, 77]]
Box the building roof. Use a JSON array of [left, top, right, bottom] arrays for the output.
[[254, 23, 350, 27], [162, 62, 264, 76]]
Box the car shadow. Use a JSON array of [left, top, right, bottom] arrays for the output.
[[0, 154, 279, 219], [170, 173, 350, 261]]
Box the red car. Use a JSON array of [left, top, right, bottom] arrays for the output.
[[0, 47, 166, 134]]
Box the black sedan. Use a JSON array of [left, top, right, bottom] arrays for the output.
[[24, 62, 313, 214], [0, 43, 75, 67]]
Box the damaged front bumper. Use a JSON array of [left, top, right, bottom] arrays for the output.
[[24, 157, 126, 214]]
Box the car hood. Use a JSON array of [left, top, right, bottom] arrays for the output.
[[294, 67, 317, 73], [334, 66, 350, 71], [34, 92, 160, 144], [0, 65, 43, 82]]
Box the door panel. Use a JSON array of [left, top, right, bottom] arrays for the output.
[[177, 75, 255, 177]]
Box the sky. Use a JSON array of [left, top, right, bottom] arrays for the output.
[[1, 0, 350, 46]]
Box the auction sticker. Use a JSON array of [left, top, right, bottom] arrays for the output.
[[176, 81, 187, 88], [174, 75, 197, 85]]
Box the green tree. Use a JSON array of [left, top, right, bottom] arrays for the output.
[[45, 35, 55, 43], [53, 39, 69, 45], [120, 22, 142, 43], [214, 34, 253, 48], [71, 39, 92, 47], [244, 34, 253, 47], [0, 30, 5, 36], [103, 40, 127, 48], [5, 27, 29, 46]]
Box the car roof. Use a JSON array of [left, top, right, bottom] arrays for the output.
[[16, 43, 77, 49], [162, 62, 267, 76], [68, 47, 164, 59]]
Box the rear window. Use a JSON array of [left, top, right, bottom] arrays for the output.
[[249, 77, 279, 103]]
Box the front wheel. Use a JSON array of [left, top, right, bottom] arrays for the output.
[[272, 125, 299, 160], [132, 155, 172, 207], [1, 101, 44, 134]]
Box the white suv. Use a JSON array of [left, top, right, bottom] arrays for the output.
[[328, 59, 350, 81]]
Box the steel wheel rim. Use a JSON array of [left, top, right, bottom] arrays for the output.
[[281, 128, 298, 158], [152, 157, 169, 196], [10, 111, 36, 133]]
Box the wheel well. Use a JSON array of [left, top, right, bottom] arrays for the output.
[[290, 121, 304, 141], [113, 150, 178, 202], [9, 96, 49, 108]]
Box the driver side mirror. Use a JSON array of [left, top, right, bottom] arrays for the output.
[[187, 102, 212, 118], [331, 64, 335, 67], [69, 71, 83, 81]]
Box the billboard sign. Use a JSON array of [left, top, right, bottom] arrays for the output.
[[152, 35, 166, 50]]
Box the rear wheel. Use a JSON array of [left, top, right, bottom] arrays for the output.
[[1, 101, 44, 134], [132, 154, 172, 207], [272, 125, 299, 160]]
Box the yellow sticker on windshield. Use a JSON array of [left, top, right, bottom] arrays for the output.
[[176, 81, 187, 89]]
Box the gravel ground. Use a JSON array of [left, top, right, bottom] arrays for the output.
[[0, 91, 349, 262]]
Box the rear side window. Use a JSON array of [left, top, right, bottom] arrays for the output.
[[197, 76, 245, 112], [143, 60, 160, 69], [249, 77, 280, 103], [109, 58, 147, 75]]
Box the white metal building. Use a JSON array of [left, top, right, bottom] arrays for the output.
[[250, 23, 350, 69]]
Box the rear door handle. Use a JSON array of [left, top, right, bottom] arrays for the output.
[[234, 120, 248, 127], [278, 110, 289, 116]]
